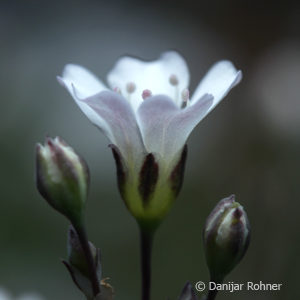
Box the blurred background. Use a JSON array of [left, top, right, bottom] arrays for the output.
[[1, 0, 299, 299]]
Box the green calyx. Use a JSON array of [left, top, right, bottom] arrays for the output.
[[110, 145, 188, 231]]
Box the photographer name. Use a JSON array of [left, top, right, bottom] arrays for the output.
[[209, 281, 282, 292]]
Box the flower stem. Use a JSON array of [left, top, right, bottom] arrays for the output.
[[206, 279, 221, 300], [206, 288, 218, 300], [140, 228, 154, 300], [74, 221, 101, 297]]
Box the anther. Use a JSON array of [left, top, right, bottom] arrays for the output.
[[169, 74, 179, 86], [142, 89, 152, 100], [126, 82, 136, 94], [181, 88, 190, 108]]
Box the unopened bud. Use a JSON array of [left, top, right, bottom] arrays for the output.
[[35, 137, 89, 223], [63, 226, 102, 299], [203, 195, 250, 282], [67, 226, 99, 277]]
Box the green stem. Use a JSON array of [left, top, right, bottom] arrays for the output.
[[206, 279, 222, 300], [73, 220, 101, 297], [206, 288, 218, 300], [140, 228, 154, 300]]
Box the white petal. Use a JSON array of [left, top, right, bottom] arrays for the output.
[[81, 91, 146, 166], [191, 60, 242, 114], [57, 64, 107, 99], [107, 51, 190, 112], [137, 94, 213, 168]]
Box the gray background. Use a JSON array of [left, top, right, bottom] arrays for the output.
[[0, 0, 299, 299]]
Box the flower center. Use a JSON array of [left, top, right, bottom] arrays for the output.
[[124, 82, 136, 104], [113, 77, 189, 109], [168, 74, 190, 109]]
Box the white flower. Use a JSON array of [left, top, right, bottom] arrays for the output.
[[58, 51, 241, 228]]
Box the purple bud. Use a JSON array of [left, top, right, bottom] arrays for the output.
[[67, 226, 101, 279], [35, 137, 89, 222], [63, 226, 102, 299], [203, 195, 250, 282]]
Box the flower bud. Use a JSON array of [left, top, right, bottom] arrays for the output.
[[63, 226, 102, 299], [35, 137, 89, 223], [67, 226, 100, 278], [203, 195, 250, 282]]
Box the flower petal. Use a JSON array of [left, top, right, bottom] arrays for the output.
[[191, 60, 242, 114], [107, 51, 190, 111], [81, 91, 146, 167], [137, 94, 213, 168], [57, 64, 107, 99]]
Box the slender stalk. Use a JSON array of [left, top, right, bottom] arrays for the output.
[[140, 228, 154, 300], [206, 288, 218, 300], [206, 279, 221, 300], [74, 222, 101, 297]]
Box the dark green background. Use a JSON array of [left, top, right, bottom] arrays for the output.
[[1, 0, 299, 299]]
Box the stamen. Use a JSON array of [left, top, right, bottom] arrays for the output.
[[126, 82, 136, 94], [142, 89, 152, 100], [169, 74, 179, 86], [113, 87, 121, 94], [181, 88, 189, 102], [181, 88, 190, 108]]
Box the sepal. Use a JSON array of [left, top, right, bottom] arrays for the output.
[[178, 281, 198, 300], [63, 260, 114, 300], [63, 226, 102, 299], [63, 259, 94, 299], [110, 144, 188, 230], [67, 226, 102, 279], [139, 153, 159, 207], [169, 145, 187, 197], [109, 144, 126, 197]]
